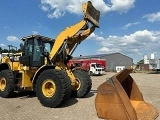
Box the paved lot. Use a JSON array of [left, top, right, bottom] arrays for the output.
[[0, 72, 159, 120]]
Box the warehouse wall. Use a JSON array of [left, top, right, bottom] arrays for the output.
[[101, 53, 133, 71], [73, 52, 133, 72]]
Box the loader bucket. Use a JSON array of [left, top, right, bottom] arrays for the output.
[[95, 69, 159, 120], [82, 1, 100, 27]]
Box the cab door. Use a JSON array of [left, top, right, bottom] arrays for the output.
[[32, 38, 44, 67]]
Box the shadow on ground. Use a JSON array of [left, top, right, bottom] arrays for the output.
[[13, 90, 36, 99]]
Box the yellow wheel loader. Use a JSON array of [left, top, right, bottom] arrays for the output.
[[0, 1, 158, 119], [0, 1, 100, 107]]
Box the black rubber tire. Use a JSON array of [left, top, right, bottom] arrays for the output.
[[72, 69, 92, 98], [58, 70, 71, 104], [79, 70, 92, 96], [0, 69, 15, 98], [36, 69, 71, 108]]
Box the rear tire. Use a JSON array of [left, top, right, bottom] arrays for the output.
[[36, 69, 71, 108], [72, 69, 92, 98], [0, 70, 15, 98]]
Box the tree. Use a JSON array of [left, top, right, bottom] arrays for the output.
[[0, 46, 20, 53], [17, 49, 22, 52], [137, 59, 144, 65], [9, 49, 16, 53], [2, 49, 9, 53]]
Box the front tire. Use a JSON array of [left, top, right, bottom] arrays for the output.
[[72, 69, 92, 98], [36, 69, 71, 108], [0, 70, 15, 98], [80, 70, 92, 96]]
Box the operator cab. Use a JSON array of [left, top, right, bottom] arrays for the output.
[[19, 35, 55, 67]]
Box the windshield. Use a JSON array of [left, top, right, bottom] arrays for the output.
[[33, 38, 43, 61], [96, 64, 102, 68]]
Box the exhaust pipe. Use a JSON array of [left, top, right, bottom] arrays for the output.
[[95, 69, 159, 119]]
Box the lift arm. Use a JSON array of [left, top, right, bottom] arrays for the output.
[[49, 1, 100, 62]]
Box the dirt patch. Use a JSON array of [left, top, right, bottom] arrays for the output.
[[0, 72, 159, 120]]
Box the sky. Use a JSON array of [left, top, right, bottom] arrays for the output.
[[0, 0, 160, 63]]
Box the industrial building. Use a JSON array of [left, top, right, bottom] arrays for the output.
[[74, 52, 133, 72], [141, 53, 160, 71]]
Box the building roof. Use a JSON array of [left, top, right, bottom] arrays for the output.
[[74, 52, 133, 60]]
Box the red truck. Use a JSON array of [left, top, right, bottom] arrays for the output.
[[68, 59, 106, 75]]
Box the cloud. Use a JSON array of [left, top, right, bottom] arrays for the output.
[[143, 11, 160, 22], [0, 44, 6, 47], [7, 36, 20, 42], [3, 26, 9, 29], [32, 31, 38, 35], [40, 0, 135, 19], [108, 0, 135, 13], [89, 30, 160, 59], [122, 22, 140, 29]]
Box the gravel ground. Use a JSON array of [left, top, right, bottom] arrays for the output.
[[0, 72, 159, 120]]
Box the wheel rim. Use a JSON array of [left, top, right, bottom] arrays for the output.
[[42, 79, 56, 98], [73, 79, 81, 91], [0, 77, 6, 91]]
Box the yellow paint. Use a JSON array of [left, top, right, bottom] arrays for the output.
[[55, 62, 77, 86], [0, 77, 6, 91], [72, 78, 81, 91], [19, 70, 33, 88], [42, 79, 56, 98]]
